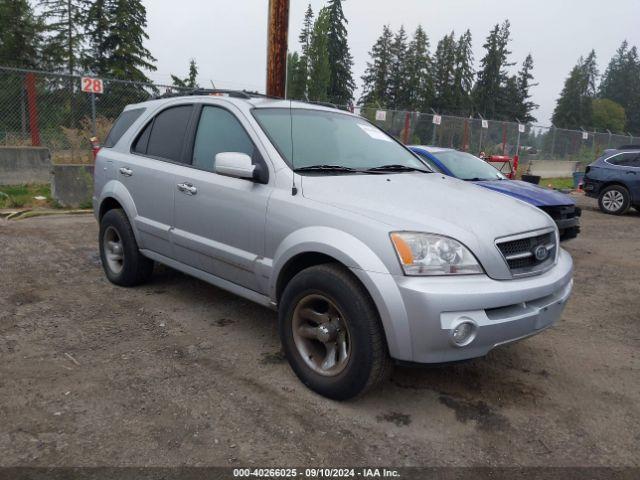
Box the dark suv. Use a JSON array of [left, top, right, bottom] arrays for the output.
[[584, 146, 640, 215]]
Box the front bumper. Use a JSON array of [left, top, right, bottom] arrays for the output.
[[393, 249, 573, 363]]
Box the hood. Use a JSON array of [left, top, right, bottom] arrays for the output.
[[300, 172, 555, 275], [474, 180, 575, 207]]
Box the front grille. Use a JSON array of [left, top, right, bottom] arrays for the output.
[[539, 205, 578, 221], [497, 231, 556, 276]]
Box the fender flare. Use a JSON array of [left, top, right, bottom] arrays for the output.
[[270, 226, 412, 360], [97, 180, 141, 243]]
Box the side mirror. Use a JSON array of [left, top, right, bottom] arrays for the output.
[[215, 152, 256, 180]]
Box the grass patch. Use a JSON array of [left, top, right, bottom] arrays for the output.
[[0, 184, 52, 209], [539, 178, 575, 190]]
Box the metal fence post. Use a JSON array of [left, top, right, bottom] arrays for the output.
[[91, 92, 97, 137], [550, 126, 557, 158]]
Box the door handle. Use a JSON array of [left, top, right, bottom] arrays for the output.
[[177, 183, 197, 195], [119, 167, 133, 177]]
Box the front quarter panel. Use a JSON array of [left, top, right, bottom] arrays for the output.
[[270, 226, 412, 361]]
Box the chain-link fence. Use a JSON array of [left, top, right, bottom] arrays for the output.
[[0, 66, 188, 163], [1, 66, 638, 166], [360, 108, 639, 166]]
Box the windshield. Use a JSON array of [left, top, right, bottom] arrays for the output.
[[252, 108, 427, 172], [433, 150, 506, 181]]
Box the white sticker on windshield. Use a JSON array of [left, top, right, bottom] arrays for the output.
[[358, 123, 393, 142]]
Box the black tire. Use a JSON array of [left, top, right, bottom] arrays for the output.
[[279, 264, 391, 400], [598, 185, 631, 215], [99, 208, 154, 286]]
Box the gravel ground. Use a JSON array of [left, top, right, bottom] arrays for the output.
[[0, 194, 638, 467]]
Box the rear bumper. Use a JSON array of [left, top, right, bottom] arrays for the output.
[[583, 178, 602, 198], [391, 249, 573, 363]]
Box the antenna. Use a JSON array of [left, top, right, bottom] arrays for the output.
[[290, 99, 298, 196]]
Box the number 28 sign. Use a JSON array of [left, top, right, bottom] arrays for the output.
[[81, 77, 104, 94]]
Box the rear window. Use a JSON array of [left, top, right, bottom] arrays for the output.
[[103, 108, 144, 148]]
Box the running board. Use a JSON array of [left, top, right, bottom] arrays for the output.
[[140, 249, 275, 310]]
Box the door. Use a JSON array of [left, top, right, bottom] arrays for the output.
[[171, 105, 272, 293], [121, 104, 194, 258]]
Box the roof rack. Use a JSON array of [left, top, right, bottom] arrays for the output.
[[153, 88, 278, 100], [151, 88, 350, 111]]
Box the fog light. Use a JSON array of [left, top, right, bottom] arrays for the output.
[[451, 320, 477, 347]]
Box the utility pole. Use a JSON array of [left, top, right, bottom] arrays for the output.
[[266, 0, 290, 98]]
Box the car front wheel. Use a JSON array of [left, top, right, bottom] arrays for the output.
[[598, 185, 630, 215], [279, 264, 391, 400]]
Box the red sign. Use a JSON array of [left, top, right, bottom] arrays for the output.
[[81, 77, 104, 94]]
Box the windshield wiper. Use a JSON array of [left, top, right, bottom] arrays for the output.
[[365, 164, 431, 173], [294, 165, 358, 173]]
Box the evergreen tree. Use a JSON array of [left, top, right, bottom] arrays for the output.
[[291, 4, 314, 100], [287, 51, 307, 100], [515, 54, 538, 123], [102, 0, 156, 82], [359, 25, 393, 107], [405, 25, 432, 111], [307, 7, 331, 102], [0, 0, 42, 68], [325, 0, 354, 105], [299, 4, 314, 59], [473, 20, 514, 119], [451, 29, 473, 114], [552, 51, 599, 129], [171, 59, 199, 89], [432, 32, 457, 112], [388, 26, 409, 109], [84, 0, 110, 75], [40, 0, 87, 73], [599, 41, 640, 132]]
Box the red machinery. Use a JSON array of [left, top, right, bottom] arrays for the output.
[[479, 153, 519, 179]]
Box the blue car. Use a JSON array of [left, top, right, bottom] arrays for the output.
[[409, 146, 581, 241], [583, 146, 640, 215]]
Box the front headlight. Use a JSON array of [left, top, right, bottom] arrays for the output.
[[390, 232, 483, 276]]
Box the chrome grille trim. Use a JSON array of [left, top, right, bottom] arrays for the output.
[[495, 228, 558, 278]]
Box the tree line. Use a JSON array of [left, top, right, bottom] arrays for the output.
[[553, 42, 640, 134], [0, 0, 155, 83], [2, 0, 639, 134]]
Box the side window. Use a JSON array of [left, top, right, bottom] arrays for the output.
[[133, 121, 152, 154], [104, 108, 144, 148], [609, 152, 640, 167], [133, 105, 193, 162], [192, 106, 257, 172]]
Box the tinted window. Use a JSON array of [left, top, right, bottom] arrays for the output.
[[133, 121, 152, 154], [608, 152, 640, 167], [103, 108, 144, 148], [193, 106, 256, 171], [145, 105, 193, 162]]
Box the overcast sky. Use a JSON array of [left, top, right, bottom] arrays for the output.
[[143, 0, 640, 125]]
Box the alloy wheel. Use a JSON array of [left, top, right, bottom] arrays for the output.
[[602, 190, 625, 212], [291, 293, 351, 377], [103, 226, 125, 274]]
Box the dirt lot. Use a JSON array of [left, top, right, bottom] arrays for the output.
[[1, 195, 639, 468]]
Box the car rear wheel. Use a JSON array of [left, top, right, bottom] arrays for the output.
[[598, 186, 630, 215], [279, 264, 391, 400], [99, 209, 154, 286]]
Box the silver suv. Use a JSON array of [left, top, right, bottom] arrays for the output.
[[94, 91, 573, 400]]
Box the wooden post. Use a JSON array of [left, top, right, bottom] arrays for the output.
[[266, 0, 289, 98]]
